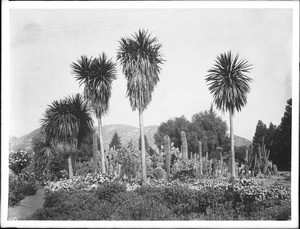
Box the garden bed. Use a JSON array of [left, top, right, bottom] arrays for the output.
[[29, 174, 291, 221]]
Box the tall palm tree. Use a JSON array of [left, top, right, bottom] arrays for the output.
[[117, 29, 164, 186], [41, 93, 93, 178], [71, 53, 117, 173], [205, 51, 252, 178]]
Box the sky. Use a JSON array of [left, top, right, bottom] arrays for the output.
[[8, 7, 294, 141]]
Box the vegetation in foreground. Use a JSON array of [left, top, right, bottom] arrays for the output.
[[29, 174, 290, 220]]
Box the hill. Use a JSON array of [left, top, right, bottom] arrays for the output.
[[234, 135, 251, 148], [9, 124, 158, 152], [9, 125, 251, 152]]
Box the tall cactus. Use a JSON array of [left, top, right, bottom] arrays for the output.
[[181, 131, 188, 169], [199, 141, 203, 176], [93, 131, 100, 170], [164, 135, 171, 179]]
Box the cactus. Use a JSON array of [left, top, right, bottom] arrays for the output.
[[164, 135, 171, 179], [219, 153, 224, 176], [93, 132, 100, 170], [181, 131, 188, 169], [199, 141, 203, 177], [258, 137, 271, 175]]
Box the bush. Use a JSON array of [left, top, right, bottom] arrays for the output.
[[9, 173, 38, 207], [9, 150, 31, 174], [95, 182, 127, 202], [110, 192, 175, 220], [152, 167, 165, 180], [172, 169, 195, 181], [33, 189, 113, 220], [30, 178, 291, 220], [74, 160, 98, 176]]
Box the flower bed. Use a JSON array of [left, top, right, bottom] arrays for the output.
[[32, 175, 291, 220]]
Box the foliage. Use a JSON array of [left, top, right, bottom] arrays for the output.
[[9, 150, 31, 174], [154, 107, 228, 157], [116, 29, 164, 112], [74, 160, 98, 176], [273, 99, 292, 171], [71, 53, 117, 118], [252, 120, 267, 153], [109, 131, 122, 150], [31, 176, 290, 220], [9, 173, 38, 207], [251, 99, 292, 171], [95, 181, 127, 202], [110, 192, 175, 220]]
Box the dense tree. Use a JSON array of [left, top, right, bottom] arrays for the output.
[[205, 51, 252, 178], [117, 29, 164, 186], [191, 106, 228, 154], [109, 132, 122, 150], [252, 120, 267, 153], [154, 107, 229, 157], [71, 53, 117, 173], [273, 98, 292, 170], [154, 116, 190, 150], [41, 94, 93, 178]]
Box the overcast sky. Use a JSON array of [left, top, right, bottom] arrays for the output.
[[8, 7, 293, 140]]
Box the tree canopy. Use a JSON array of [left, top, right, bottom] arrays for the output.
[[154, 107, 229, 157], [109, 132, 122, 150]]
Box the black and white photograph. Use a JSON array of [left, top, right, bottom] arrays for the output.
[[1, 1, 299, 228]]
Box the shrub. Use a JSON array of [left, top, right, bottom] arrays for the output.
[[8, 173, 38, 207], [172, 169, 195, 181], [33, 189, 113, 220], [110, 192, 175, 220], [152, 167, 165, 180], [95, 182, 127, 202], [9, 150, 31, 174], [74, 160, 98, 176]]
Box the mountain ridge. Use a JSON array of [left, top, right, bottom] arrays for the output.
[[9, 124, 251, 152]]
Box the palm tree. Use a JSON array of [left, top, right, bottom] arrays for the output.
[[71, 53, 117, 173], [205, 51, 252, 178], [117, 29, 164, 186], [41, 93, 93, 178]]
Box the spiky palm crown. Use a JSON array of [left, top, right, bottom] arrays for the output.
[[41, 94, 93, 149], [71, 53, 117, 118], [117, 29, 164, 112], [205, 51, 252, 114]]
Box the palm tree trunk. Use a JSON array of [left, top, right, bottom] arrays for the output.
[[98, 117, 106, 173], [139, 110, 147, 186], [68, 155, 74, 178], [229, 110, 235, 178]]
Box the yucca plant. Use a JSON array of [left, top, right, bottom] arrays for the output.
[[71, 53, 117, 173], [117, 29, 164, 186], [41, 93, 93, 178], [205, 51, 252, 178]]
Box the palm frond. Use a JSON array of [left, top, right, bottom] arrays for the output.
[[72, 53, 117, 118], [205, 51, 252, 114], [116, 29, 165, 112], [40, 94, 93, 148]]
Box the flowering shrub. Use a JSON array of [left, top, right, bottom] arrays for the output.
[[32, 175, 291, 220], [45, 173, 117, 192], [9, 150, 31, 174]]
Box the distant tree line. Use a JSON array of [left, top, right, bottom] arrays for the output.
[[252, 98, 292, 171]]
